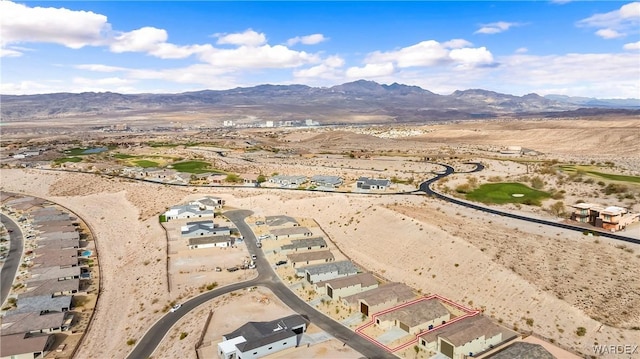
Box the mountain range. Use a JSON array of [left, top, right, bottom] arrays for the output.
[[2, 80, 638, 123]]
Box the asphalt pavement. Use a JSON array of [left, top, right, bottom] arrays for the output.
[[1, 213, 24, 306]]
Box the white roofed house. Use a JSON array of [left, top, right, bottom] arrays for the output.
[[310, 175, 343, 188], [356, 177, 392, 191], [217, 314, 309, 359], [296, 260, 359, 284], [181, 221, 230, 237], [265, 215, 299, 227], [188, 235, 232, 249], [191, 196, 225, 210], [269, 175, 307, 187], [163, 204, 214, 222]]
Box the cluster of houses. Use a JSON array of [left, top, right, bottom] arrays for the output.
[[569, 203, 639, 232], [162, 197, 236, 249], [268, 175, 392, 191], [250, 214, 562, 359], [1, 192, 92, 359]]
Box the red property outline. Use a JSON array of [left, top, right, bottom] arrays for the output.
[[354, 294, 481, 352]]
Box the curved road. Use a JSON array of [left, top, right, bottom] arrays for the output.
[[419, 163, 640, 245], [1, 213, 24, 306], [127, 210, 394, 359]]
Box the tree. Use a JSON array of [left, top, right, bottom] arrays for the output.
[[257, 174, 266, 183], [549, 201, 565, 217], [225, 174, 241, 183]]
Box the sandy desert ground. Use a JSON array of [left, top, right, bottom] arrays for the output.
[[1, 118, 639, 359]]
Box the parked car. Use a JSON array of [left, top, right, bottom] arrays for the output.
[[256, 242, 262, 248], [215, 267, 222, 272], [276, 260, 287, 266], [251, 254, 257, 260], [227, 266, 239, 272], [170, 304, 182, 312]]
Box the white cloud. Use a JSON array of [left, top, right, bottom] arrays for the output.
[[293, 55, 344, 79], [449, 47, 494, 67], [623, 41, 640, 50], [364, 39, 495, 69], [367, 40, 451, 67], [110, 27, 167, 53], [1, 48, 23, 58], [75, 64, 127, 72], [475, 21, 519, 35], [73, 77, 135, 86], [595, 28, 624, 39], [577, 2, 640, 38], [215, 29, 266, 47], [346, 62, 395, 78], [515, 47, 528, 54], [287, 34, 327, 46], [0, 1, 110, 52], [198, 45, 320, 69]]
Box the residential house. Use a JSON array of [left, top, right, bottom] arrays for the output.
[[376, 299, 451, 335], [21, 279, 79, 299], [484, 342, 555, 359], [265, 215, 299, 227], [28, 266, 81, 282], [164, 204, 214, 221], [296, 260, 358, 284], [39, 231, 80, 241], [269, 175, 307, 187], [241, 174, 259, 186], [342, 282, 415, 317], [0, 333, 55, 359], [280, 237, 327, 253], [181, 221, 230, 237], [0, 312, 73, 336], [217, 314, 308, 359], [270, 227, 312, 240], [188, 235, 232, 249], [315, 272, 378, 300], [10, 295, 73, 315], [569, 203, 639, 232], [32, 249, 78, 268], [286, 250, 334, 268], [191, 196, 225, 210], [356, 177, 392, 191], [36, 238, 80, 251], [310, 175, 343, 188], [419, 314, 517, 359]]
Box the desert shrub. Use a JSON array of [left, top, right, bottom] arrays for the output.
[[576, 327, 587, 336]]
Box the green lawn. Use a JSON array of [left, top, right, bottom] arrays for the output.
[[466, 183, 550, 206], [54, 157, 83, 164], [134, 160, 159, 168], [559, 165, 640, 184], [113, 153, 136, 159], [171, 161, 213, 174]]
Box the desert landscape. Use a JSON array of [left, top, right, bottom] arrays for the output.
[[1, 115, 639, 359]]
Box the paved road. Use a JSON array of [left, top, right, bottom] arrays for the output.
[[0, 213, 24, 306], [419, 163, 640, 245], [127, 210, 393, 359]]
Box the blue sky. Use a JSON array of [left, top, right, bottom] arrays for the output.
[[1, 1, 639, 98]]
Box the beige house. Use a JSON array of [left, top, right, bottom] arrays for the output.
[[342, 282, 415, 317], [315, 272, 378, 300], [375, 299, 451, 335], [271, 227, 313, 240], [570, 203, 639, 232], [419, 314, 516, 359], [286, 250, 334, 267], [280, 237, 327, 253], [0, 333, 55, 359]]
